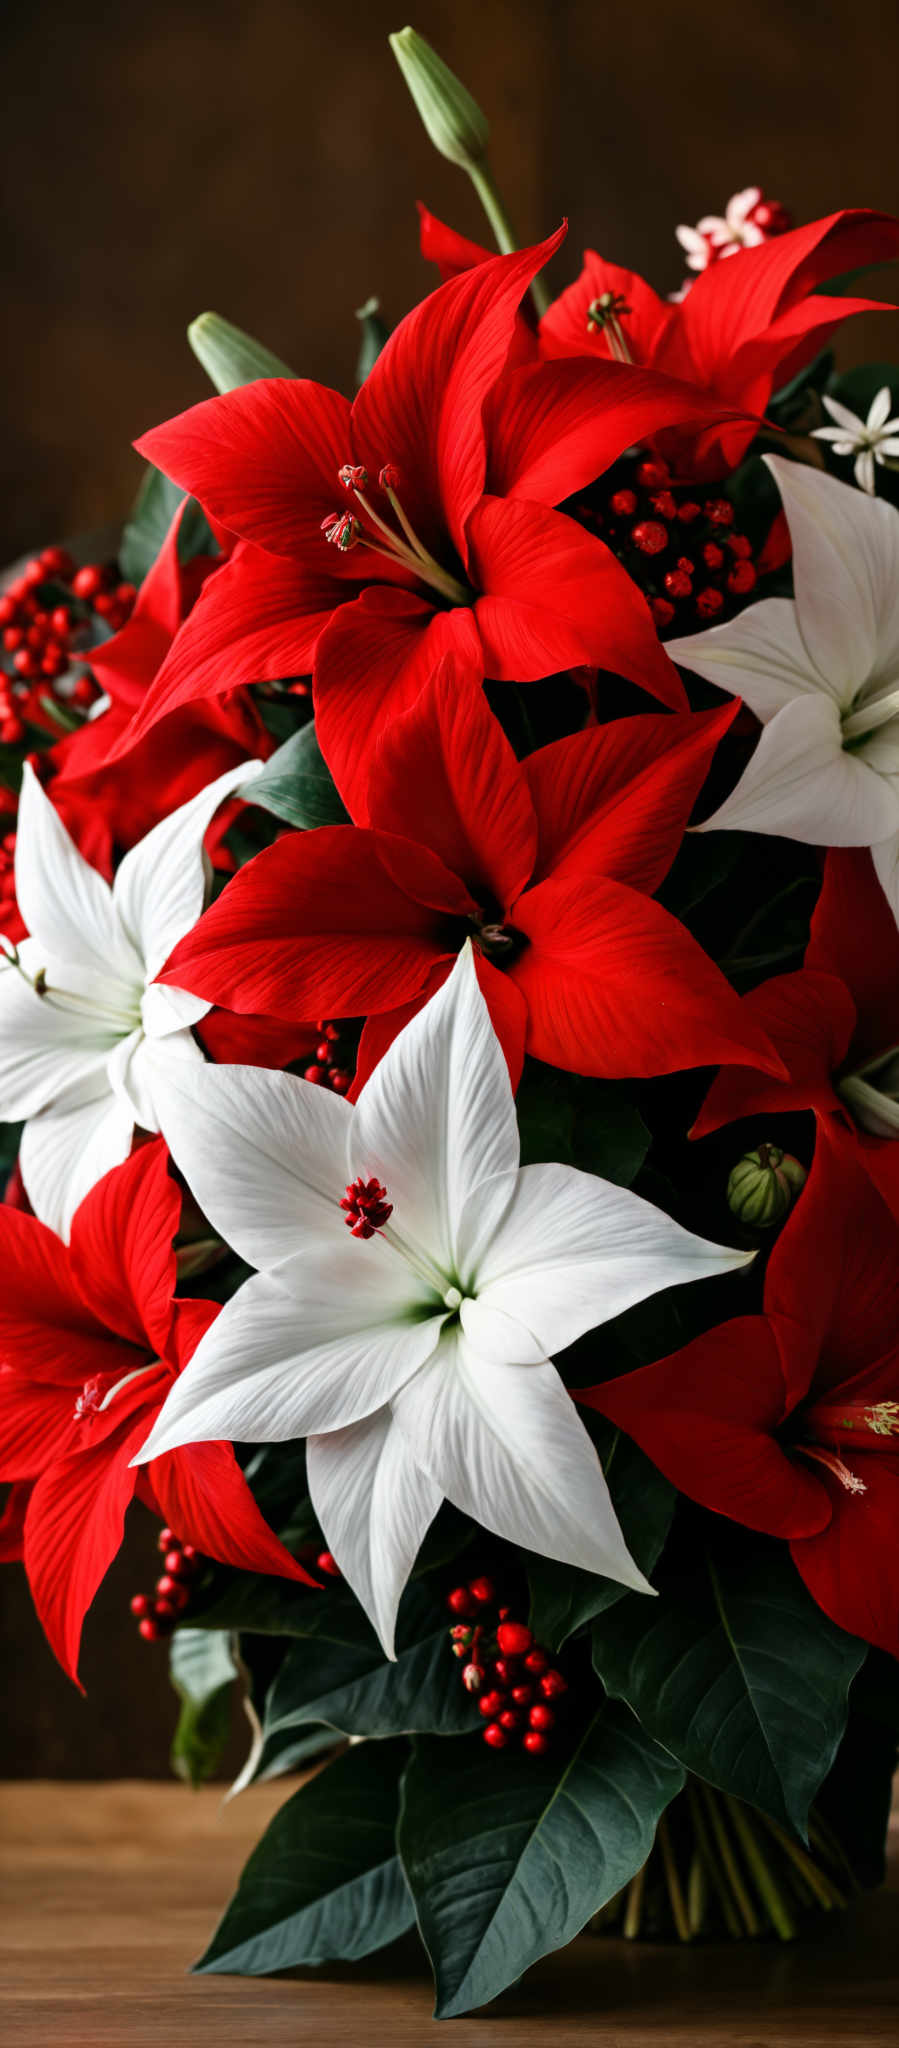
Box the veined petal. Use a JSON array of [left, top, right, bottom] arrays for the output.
[[349, 945, 519, 1288], [0, 940, 120, 1123], [699, 694, 899, 846], [111, 1026, 205, 1136], [24, 1404, 148, 1683], [461, 1162, 751, 1355], [668, 597, 836, 723], [67, 1138, 181, 1356], [392, 1333, 651, 1590], [149, 1438, 315, 1585], [132, 1253, 444, 1462], [114, 760, 262, 983], [19, 1090, 135, 1242], [307, 1412, 443, 1659], [765, 456, 899, 698], [15, 764, 141, 985]]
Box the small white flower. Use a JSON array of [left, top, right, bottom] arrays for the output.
[[812, 387, 899, 495], [0, 759, 262, 1236], [666, 457, 899, 927], [133, 947, 750, 1658], [675, 187, 766, 273]]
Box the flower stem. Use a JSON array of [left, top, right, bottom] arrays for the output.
[[699, 1783, 760, 1936], [757, 1811, 848, 1912], [622, 1859, 647, 1939], [657, 1813, 692, 1941], [686, 1780, 742, 1937], [723, 1795, 799, 1940], [466, 160, 551, 318]]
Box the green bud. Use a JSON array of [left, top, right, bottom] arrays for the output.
[[389, 26, 489, 170], [187, 313, 295, 396], [727, 1144, 807, 1230]]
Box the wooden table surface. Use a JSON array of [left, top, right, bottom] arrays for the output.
[[1, 1780, 896, 2046]]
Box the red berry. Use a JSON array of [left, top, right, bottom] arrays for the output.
[[327, 1069, 351, 1094], [664, 568, 692, 599], [115, 582, 137, 608], [316, 1550, 341, 1577], [3, 626, 23, 651], [315, 1041, 332, 1063], [72, 564, 104, 599], [468, 1576, 495, 1605], [154, 1597, 176, 1620], [483, 1723, 508, 1749], [92, 591, 117, 618], [447, 1586, 477, 1618], [303, 1063, 327, 1085], [630, 519, 668, 556], [157, 1527, 175, 1552], [650, 490, 677, 520], [523, 1648, 549, 1675], [696, 586, 725, 618], [0, 717, 25, 744], [496, 1620, 533, 1656], [702, 542, 725, 571], [677, 500, 702, 524], [498, 1709, 521, 1732], [636, 458, 670, 488], [510, 1684, 533, 1707], [164, 1549, 188, 1577], [317, 1021, 340, 1041], [155, 1574, 179, 1600], [727, 561, 757, 596], [609, 488, 638, 517], [529, 1703, 555, 1731], [703, 498, 734, 527], [650, 597, 675, 630], [538, 1669, 568, 1699], [727, 532, 753, 559], [0, 596, 18, 627], [492, 1658, 517, 1686], [23, 559, 45, 589], [40, 545, 74, 577], [50, 606, 71, 636], [478, 1690, 506, 1719], [138, 1617, 163, 1641], [523, 1731, 550, 1756], [130, 1593, 151, 1618], [71, 677, 96, 708], [462, 1662, 484, 1693]]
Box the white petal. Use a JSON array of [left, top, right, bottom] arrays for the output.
[[146, 1059, 352, 1269], [855, 448, 876, 496], [15, 764, 141, 985], [109, 1025, 205, 1132], [393, 1333, 650, 1591], [668, 597, 833, 723], [0, 941, 118, 1121], [133, 1246, 444, 1462], [141, 980, 210, 1038], [307, 1413, 442, 1660], [349, 944, 519, 1288], [112, 760, 263, 983], [19, 1088, 134, 1240], [819, 393, 864, 435], [871, 834, 899, 929], [765, 455, 899, 697], [459, 1295, 546, 1365], [868, 386, 893, 433], [699, 693, 899, 846], [460, 1163, 750, 1355]]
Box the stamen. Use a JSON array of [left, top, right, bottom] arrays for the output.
[[330, 462, 472, 608], [338, 465, 369, 491], [321, 511, 362, 552], [799, 1443, 867, 1494], [587, 291, 634, 364], [75, 1361, 159, 1421], [805, 1397, 899, 1443], [341, 1175, 394, 1239]]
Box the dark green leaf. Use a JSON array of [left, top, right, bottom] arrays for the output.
[[516, 1061, 649, 1187], [768, 347, 834, 428], [243, 722, 349, 830], [119, 465, 215, 585], [188, 311, 296, 394], [195, 1738, 415, 1974], [0, 1120, 23, 1175], [591, 1534, 865, 1836], [527, 1422, 675, 1650], [355, 295, 390, 384], [399, 1703, 684, 2018], [263, 1580, 479, 1740], [169, 1628, 239, 1786]]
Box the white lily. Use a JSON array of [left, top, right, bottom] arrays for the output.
[[133, 946, 750, 1659], [812, 386, 899, 496], [667, 457, 899, 926], [0, 758, 262, 1236]]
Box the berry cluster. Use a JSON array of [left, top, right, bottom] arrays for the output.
[[0, 546, 136, 742], [448, 1577, 568, 1756], [129, 1527, 201, 1642], [303, 1019, 353, 1097], [581, 456, 761, 639]]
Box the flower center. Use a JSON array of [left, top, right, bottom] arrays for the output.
[[586, 292, 634, 364], [74, 1360, 159, 1423], [321, 463, 472, 608], [838, 1045, 899, 1136], [0, 937, 143, 1035], [341, 1175, 394, 1240], [471, 917, 527, 967], [840, 684, 899, 749]]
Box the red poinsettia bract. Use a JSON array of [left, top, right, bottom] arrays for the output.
[[157, 664, 783, 1090], [580, 1143, 899, 1656], [119, 231, 753, 818], [0, 1140, 313, 1683]]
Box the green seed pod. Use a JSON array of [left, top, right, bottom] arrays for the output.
[[727, 1144, 807, 1229], [389, 27, 489, 170]]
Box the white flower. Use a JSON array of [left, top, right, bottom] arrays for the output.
[[675, 187, 766, 273], [133, 946, 750, 1658], [811, 387, 899, 496], [667, 456, 899, 927], [0, 758, 261, 1236]]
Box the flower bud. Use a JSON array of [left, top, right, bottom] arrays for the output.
[[726, 1144, 806, 1229], [389, 27, 489, 169]]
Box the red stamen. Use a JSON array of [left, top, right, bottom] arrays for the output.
[[338, 463, 369, 491], [321, 511, 361, 552], [378, 464, 401, 491], [340, 1174, 393, 1239]]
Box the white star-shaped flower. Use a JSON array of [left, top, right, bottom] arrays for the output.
[[675, 187, 767, 272], [134, 946, 750, 1658], [667, 456, 899, 927], [812, 386, 899, 495], [0, 758, 261, 1236]]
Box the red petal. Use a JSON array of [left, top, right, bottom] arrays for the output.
[[808, 849, 899, 1064], [88, 502, 187, 711], [0, 1206, 121, 1386], [540, 252, 680, 367], [683, 211, 899, 384], [196, 1008, 319, 1069], [792, 1454, 899, 1658], [768, 1143, 899, 1397], [692, 969, 855, 1138], [313, 585, 484, 823], [366, 658, 537, 911], [579, 1316, 829, 1539], [68, 1140, 181, 1360], [417, 203, 492, 281], [0, 1480, 30, 1560], [351, 226, 566, 559], [512, 872, 785, 1079], [23, 1404, 147, 1683], [55, 689, 269, 854], [160, 824, 458, 1020], [524, 704, 736, 894], [136, 378, 354, 561], [149, 1438, 315, 1585], [0, 1371, 78, 1482], [351, 951, 528, 1098]]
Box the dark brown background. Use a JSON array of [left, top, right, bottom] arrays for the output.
[[2, 0, 898, 1774]]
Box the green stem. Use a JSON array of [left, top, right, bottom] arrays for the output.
[[700, 1784, 760, 1936], [687, 1851, 708, 1936], [687, 1781, 742, 1938], [758, 1812, 848, 1912], [657, 1813, 692, 1942], [723, 1796, 798, 1940], [622, 1859, 647, 1939], [466, 160, 550, 318]]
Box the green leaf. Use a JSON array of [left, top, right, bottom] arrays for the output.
[[516, 1061, 650, 1187], [591, 1534, 865, 1837], [169, 1628, 239, 1786], [527, 1421, 675, 1650], [355, 295, 390, 385], [195, 1738, 415, 1974], [262, 1580, 479, 1740], [399, 1703, 684, 2018], [188, 312, 296, 394], [119, 465, 215, 585], [242, 721, 349, 830]]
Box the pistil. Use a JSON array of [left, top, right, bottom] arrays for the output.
[[324, 463, 472, 607], [586, 292, 634, 364], [797, 1442, 866, 1493]]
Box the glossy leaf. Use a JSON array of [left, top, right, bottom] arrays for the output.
[[240, 721, 349, 829], [169, 1626, 239, 1786], [262, 1580, 479, 1740], [119, 466, 215, 585], [188, 312, 296, 395], [515, 1061, 650, 1186]]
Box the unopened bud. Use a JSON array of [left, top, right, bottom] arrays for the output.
[[389, 27, 489, 170], [727, 1144, 806, 1229], [462, 1661, 484, 1692]]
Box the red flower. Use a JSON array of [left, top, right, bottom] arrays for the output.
[[580, 1142, 899, 1656], [0, 1140, 314, 1683], [694, 849, 899, 1225], [156, 662, 783, 1090], [117, 231, 750, 819]]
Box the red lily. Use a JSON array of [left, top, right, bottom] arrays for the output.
[[156, 663, 782, 1090], [419, 206, 899, 479], [580, 1143, 899, 1657], [117, 231, 752, 819], [694, 849, 899, 1224], [0, 1140, 314, 1683]]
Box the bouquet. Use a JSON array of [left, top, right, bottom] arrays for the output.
[[3, 25, 899, 2020]]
